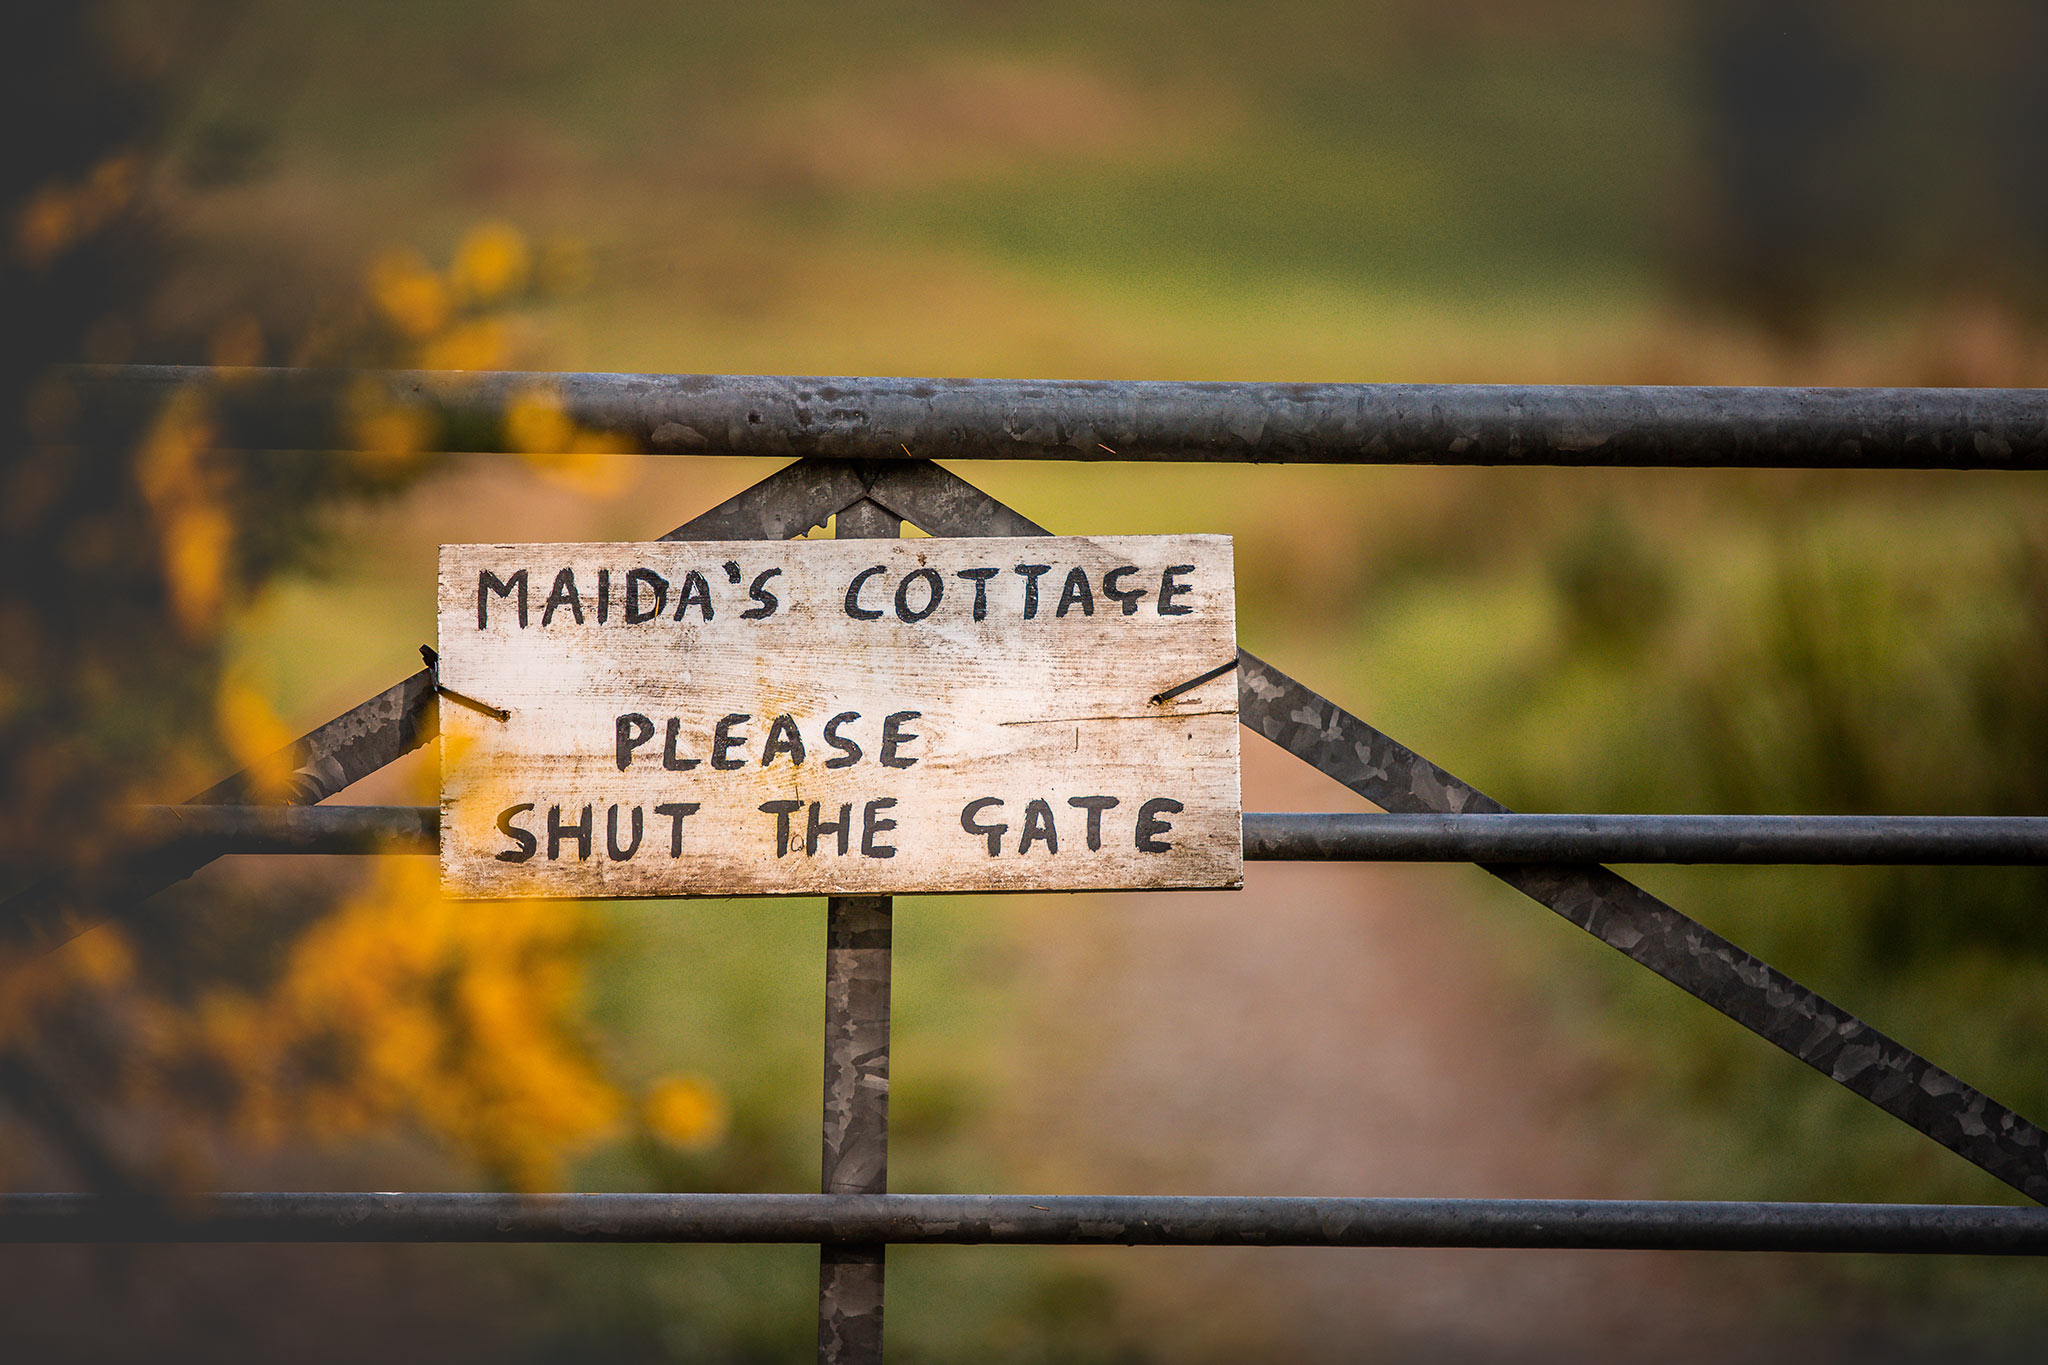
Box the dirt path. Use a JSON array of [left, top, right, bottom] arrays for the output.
[[996, 739, 1821, 1362]]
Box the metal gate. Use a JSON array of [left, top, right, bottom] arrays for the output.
[[10, 368, 2048, 1362]]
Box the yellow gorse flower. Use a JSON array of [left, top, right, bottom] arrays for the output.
[[214, 677, 297, 802], [643, 1075, 729, 1152], [13, 152, 140, 266], [450, 222, 531, 305], [183, 858, 624, 1189], [135, 389, 232, 636], [366, 247, 452, 340]]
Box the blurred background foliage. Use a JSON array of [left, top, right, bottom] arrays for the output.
[[6, 0, 2048, 1359]]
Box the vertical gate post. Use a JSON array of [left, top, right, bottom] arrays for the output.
[[818, 497, 898, 1363]]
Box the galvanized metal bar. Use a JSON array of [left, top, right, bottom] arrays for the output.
[[129, 805, 439, 853], [818, 496, 899, 1365], [820, 896, 891, 1363], [190, 669, 439, 807], [866, 458, 2048, 1206], [658, 458, 874, 542], [863, 461, 1050, 538], [1243, 812, 2048, 864], [4, 1193, 2046, 1254], [132, 806, 2048, 866], [61, 366, 2048, 469]]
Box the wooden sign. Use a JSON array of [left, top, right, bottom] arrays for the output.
[[437, 536, 1241, 897]]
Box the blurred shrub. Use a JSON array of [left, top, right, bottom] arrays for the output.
[[1545, 503, 1674, 651], [0, 6, 666, 1199], [1509, 499, 2048, 1213], [1684, 535, 2048, 972]]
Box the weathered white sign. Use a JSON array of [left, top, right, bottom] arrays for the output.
[[437, 536, 1241, 897]]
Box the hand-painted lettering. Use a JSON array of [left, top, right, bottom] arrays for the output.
[[541, 567, 584, 626], [1136, 797, 1183, 851], [845, 565, 887, 620], [616, 713, 655, 770], [548, 804, 593, 861], [710, 713, 751, 770], [478, 569, 528, 629], [895, 567, 943, 622], [823, 712, 863, 768], [607, 804, 643, 860], [495, 803, 537, 861], [625, 567, 669, 623], [956, 566, 999, 621], [861, 798, 899, 858], [674, 570, 715, 621], [879, 711, 922, 768], [655, 802, 701, 856], [741, 567, 783, 620], [1158, 565, 1196, 616]]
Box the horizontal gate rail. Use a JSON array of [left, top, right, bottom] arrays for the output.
[[125, 806, 2048, 866], [58, 365, 2048, 468], [3, 1193, 2045, 1255], [1243, 812, 2048, 864]]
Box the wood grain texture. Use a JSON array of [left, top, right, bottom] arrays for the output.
[[439, 536, 1240, 897]]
